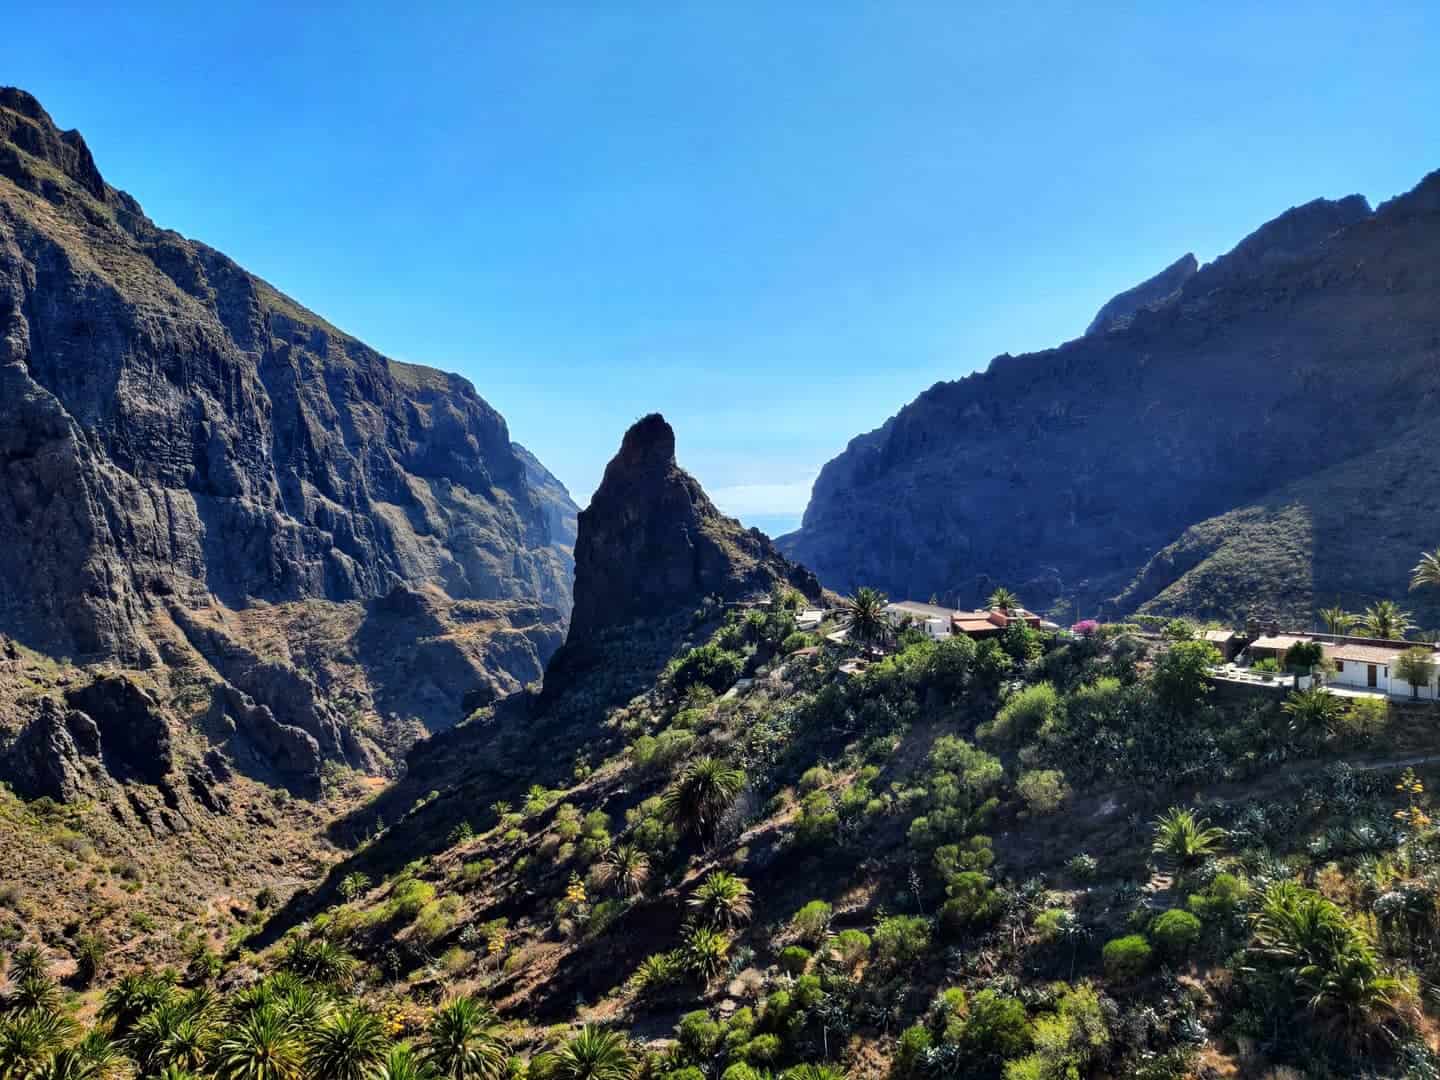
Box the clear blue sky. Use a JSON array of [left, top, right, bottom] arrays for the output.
[[9, 3, 1439, 533]]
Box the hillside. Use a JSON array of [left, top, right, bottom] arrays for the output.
[[780, 171, 1440, 626], [3, 414, 1431, 1080]]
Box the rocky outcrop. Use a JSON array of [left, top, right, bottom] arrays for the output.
[[1085, 253, 1197, 336], [0, 88, 576, 665], [567, 414, 821, 644], [66, 675, 174, 784], [216, 684, 322, 785], [781, 170, 1440, 620], [0, 698, 102, 801]]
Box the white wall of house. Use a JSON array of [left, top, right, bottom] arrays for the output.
[[1329, 660, 1394, 695]]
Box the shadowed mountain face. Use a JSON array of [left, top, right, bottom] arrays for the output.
[[781, 173, 1440, 624], [0, 88, 576, 663]]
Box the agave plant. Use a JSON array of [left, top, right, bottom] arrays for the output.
[[679, 925, 731, 984], [686, 871, 753, 929], [627, 953, 680, 995], [418, 997, 506, 1080], [542, 1025, 635, 1080], [663, 758, 746, 842], [1151, 807, 1226, 872]]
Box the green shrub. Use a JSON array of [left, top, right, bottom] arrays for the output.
[[791, 900, 833, 945], [894, 1024, 932, 1078], [1187, 872, 1250, 922], [873, 915, 931, 968], [1102, 934, 1152, 979], [799, 766, 833, 792], [938, 872, 1004, 937], [1016, 769, 1070, 814], [954, 989, 1032, 1065], [828, 928, 870, 968], [667, 643, 745, 695], [1065, 852, 1098, 880], [1149, 909, 1202, 959], [779, 945, 812, 975], [678, 1009, 723, 1058], [982, 683, 1059, 745]]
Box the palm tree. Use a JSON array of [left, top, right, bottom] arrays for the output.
[[839, 587, 892, 652], [679, 925, 731, 984], [987, 586, 1020, 614], [1411, 548, 1440, 593], [304, 1006, 390, 1080], [8, 944, 49, 983], [282, 937, 356, 988], [7, 973, 63, 1015], [662, 758, 746, 842], [594, 845, 650, 898], [100, 972, 176, 1038], [543, 1026, 634, 1080], [214, 1005, 303, 1080], [418, 998, 505, 1080], [337, 873, 371, 904], [129, 998, 217, 1075], [1358, 600, 1413, 640], [31, 1032, 127, 1080], [0, 1010, 75, 1078], [686, 871, 753, 929], [1150, 807, 1225, 872], [1281, 687, 1346, 739], [1319, 606, 1356, 636], [373, 1045, 437, 1080], [780, 1067, 849, 1080]]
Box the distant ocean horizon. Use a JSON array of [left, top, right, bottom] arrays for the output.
[[739, 512, 802, 539]]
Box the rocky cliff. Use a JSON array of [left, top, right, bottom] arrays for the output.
[[567, 414, 820, 643], [0, 87, 575, 665], [781, 170, 1440, 624]]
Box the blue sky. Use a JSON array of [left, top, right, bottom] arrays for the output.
[[8, 3, 1439, 533]]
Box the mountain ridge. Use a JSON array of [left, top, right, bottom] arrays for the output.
[[781, 168, 1440, 625]]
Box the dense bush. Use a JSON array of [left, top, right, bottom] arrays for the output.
[[1102, 934, 1152, 979], [1149, 909, 1202, 959]]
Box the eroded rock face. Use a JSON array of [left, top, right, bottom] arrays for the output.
[[567, 414, 821, 644], [66, 675, 174, 784], [0, 88, 575, 664], [782, 171, 1440, 619], [0, 699, 101, 801]]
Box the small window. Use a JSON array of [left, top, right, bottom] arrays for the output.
[[1335, 660, 1344, 671]]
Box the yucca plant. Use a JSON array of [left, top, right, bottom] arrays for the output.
[[304, 1005, 390, 1080], [543, 1025, 634, 1080], [627, 953, 680, 995], [418, 997, 506, 1079], [1150, 807, 1226, 872], [686, 871, 753, 929], [663, 758, 746, 842]]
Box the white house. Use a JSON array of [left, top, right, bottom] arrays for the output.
[[884, 601, 955, 642], [795, 609, 826, 632], [1325, 641, 1440, 699]]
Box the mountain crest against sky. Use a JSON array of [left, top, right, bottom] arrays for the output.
[[0, 86, 576, 663], [782, 167, 1440, 626]]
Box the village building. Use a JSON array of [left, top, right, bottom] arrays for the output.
[[884, 601, 1054, 642], [1239, 628, 1440, 699]]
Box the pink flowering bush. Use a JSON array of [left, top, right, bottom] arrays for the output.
[[1072, 619, 1100, 637]]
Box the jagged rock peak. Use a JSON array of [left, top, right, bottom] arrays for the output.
[[0, 87, 106, 199], [566, 414, 820, 644], [1085, 253, 1198, 336]]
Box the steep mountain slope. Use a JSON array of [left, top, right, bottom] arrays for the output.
[[781, 173, 1440, 622], [0, 87, 575, 666]]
